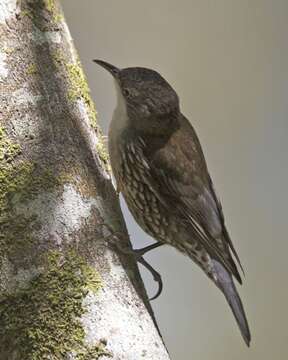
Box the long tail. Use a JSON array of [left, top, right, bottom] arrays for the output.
[[212, 260, 251, 346]]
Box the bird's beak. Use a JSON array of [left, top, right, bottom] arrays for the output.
[[93, 59, 120, 78]]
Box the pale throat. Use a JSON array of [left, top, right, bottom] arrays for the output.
[[110, 80, 129, 138], [108, 80, 130, 175]]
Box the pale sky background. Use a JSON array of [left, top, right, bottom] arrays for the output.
[[62, 1, 288, 359]]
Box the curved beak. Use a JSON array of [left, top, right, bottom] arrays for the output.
[[93, 59, 120, 78]]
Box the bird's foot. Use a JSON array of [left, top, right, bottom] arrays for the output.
[[136, 256, 163, 300], [98, 222, 163, 300], [133, 242, 164, 258], [115, 243, 164, 300], [115, 242, 164, 299]]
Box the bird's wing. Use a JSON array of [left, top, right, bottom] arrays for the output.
[[131, 115, 242, 283], [207, 174, 245, 275]]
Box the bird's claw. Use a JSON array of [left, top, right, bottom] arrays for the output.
[[99, 223, 164, 300], [136, 256, 163, 300]]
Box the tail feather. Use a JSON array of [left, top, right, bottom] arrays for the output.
[[212, 260, 251, 346]]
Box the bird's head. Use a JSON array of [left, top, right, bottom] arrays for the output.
[[93, 60, 180, 135]]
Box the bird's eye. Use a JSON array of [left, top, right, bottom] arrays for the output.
[[123, 88, 131, 98]]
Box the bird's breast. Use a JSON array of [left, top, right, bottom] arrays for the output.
[[108, 83, 130, 181]]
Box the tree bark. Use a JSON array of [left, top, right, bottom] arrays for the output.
[[0, 1, 170, 359]]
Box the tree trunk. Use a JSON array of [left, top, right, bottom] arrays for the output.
[[0, 1, 170, 359]]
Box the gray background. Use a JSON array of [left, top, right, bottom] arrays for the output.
[[62, 1, 288, 359]]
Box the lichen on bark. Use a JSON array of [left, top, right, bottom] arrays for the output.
[[0, 0, 169, 358], [0, 127, 60, 265], [21, 0, 63, 28], [0, 127, 21, 164], [0, 128, 32, 263], [53, 53, 110, 172], [0, 128, 109, 359], [0, 250, 104, 360], [66, 61, 98, 130]]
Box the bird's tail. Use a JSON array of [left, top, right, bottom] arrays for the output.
[[212, 260, 251, 346]]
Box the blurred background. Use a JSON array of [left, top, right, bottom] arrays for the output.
[[62, 1, 288, 359]]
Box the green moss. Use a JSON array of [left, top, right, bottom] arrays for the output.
[[0, 160, 60, 213], [75, 340, 112, 360], [66, 62, 111, 171], [0, 127, 60, 210], [0, 127, 61, 264], [0, 159, 60, 262], [44, 0, 55, 12], [0, 162, 60, 264], [21, 9, 33, 19], [0, 161, 33, 211], [66, 61, 98, 130], [0, 130, 107, 359], [53, 51, 98, 130], [27, 64, 38, 75], [0, 251, 103, 359], [22, 0, 62, 29], [52, 50, 64, 66], [0, 213, 37, 267], [0, 127, 21, 163], [0, 130, 107, 358], [95, 139, 110, 172], [81, 265, 102, 293], [50, 46, 110, 172], [0, 127, 22, 212]]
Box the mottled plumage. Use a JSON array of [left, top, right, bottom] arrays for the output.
[[94, 60, 251, 346]]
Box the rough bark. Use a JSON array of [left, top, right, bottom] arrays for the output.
[[0, 1, 170, 359]]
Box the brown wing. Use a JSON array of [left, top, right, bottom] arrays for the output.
[[138, 115, 243, 283]]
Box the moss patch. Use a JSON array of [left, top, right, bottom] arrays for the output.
[[0, 165, 58, 264], [0, 127, 60, 265], [0, 127, 60, 210], [22, 0, 63, 29], [66, 61, 98, 130], [52, 49, 64, 66], [0, 127, 21, 163], [0, 130, 107, 358], [65, 61, 110, 172], [0, 161, 33, 210], [0, 251, 104, 359], [0, 127, 24, 218], [95, 139, 110, 172], [44, 0, 55, 12], [0, 130, 30, 263], [0, 161, 60, 210], [75, 340, 112, 360], [27, 64, 38, 75], [52, 53, 99, 132]]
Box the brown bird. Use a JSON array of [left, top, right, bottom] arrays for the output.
[[94, 60, 251, 346]]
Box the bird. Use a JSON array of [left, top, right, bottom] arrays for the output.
[[93, 59, 251, 346]]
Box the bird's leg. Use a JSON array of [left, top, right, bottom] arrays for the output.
[[133, 242, 164, 259], [118, 243, 164, 300], [117, 243, 164, 301], [137, 256, 163, 300], [98, 222, 164, 300], [125, 242, 164, 300]]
